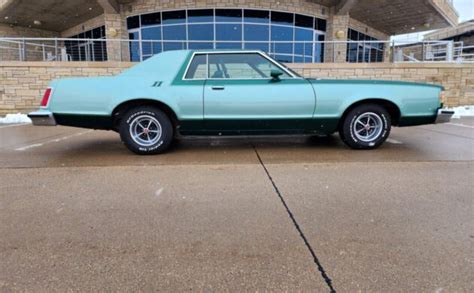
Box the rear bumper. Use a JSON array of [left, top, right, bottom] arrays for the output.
[[27, 111, 57, 126], [435, 109, 454, 124]]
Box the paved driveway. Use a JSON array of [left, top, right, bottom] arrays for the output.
[[0, 119, 473, 291]]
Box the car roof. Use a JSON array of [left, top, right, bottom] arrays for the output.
[[181, 49, 266, 54]]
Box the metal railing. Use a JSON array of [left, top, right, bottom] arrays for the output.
[[0, 37, 472, 63]]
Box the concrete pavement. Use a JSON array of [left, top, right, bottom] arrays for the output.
[[0, 119, 473, 291]]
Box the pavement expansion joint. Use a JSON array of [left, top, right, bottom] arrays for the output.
[[252, 145, 337, 293]]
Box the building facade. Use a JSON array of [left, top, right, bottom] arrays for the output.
[[0, 0, 459, 63]]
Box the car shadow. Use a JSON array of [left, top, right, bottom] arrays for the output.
[[38, 132, 418, 168]]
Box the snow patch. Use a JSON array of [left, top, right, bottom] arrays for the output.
[[446, 105, 474, 119], [0, 113, 31, 124]]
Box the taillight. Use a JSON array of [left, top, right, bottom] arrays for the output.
[[40, 88, 52, 107]]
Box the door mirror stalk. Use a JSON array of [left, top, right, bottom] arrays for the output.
[[270, 69, 283, 81]]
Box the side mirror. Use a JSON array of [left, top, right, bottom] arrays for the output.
[[270, 69, 283, 81]]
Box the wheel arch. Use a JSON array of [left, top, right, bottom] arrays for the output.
[[339, 98, 401, 128], [112, 98, 179, 130]]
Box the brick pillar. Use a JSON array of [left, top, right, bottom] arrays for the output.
[[104, 13, 128, 61], [324, 13, 349, 63]]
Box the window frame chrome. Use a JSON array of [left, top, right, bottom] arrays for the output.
[[182, 50, 300, 81]]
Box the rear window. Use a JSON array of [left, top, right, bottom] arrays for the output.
[[185, 54, 207, 79]]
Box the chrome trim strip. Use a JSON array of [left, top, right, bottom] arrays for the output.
[[434, 109, 454, 124], [28, 111, 57, 126]]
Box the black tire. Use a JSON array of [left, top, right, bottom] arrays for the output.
[[339, 104, 391, 149], [119, 106, 173, 155]]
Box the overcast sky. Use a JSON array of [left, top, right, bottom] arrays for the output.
[[453, 0, 473, 22]]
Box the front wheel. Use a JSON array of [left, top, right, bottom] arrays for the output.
[[119, 106, 173, 155], [339, 104, 391, 149]]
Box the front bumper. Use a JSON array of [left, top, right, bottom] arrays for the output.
[[435, 109, 455, 124], [27, 111, 57, 126]]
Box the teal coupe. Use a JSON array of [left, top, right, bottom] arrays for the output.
[[28, 50, 453, 154]]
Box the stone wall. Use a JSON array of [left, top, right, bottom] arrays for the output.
[[0, 62, 472, 115], [0, 62, 130, 114], [124, 0, 328, 19]]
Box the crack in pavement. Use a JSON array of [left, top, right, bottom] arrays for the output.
[[253, 145, 336, 293]]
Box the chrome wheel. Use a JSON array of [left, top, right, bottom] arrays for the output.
[[129, 115, 162, 147], [353, 112, 383, 142]]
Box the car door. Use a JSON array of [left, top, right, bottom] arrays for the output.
[[203, 52, 315, 134]]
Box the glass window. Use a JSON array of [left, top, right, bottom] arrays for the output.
[[129, 32, 140, 62], [129, 9, 327, 63], [163, 25, 186, 40], [271, 11, 293, 25], [216, 9, 242, 22], [244, 42, 269, 51], [295, 14, 313, 29], [188, 42, 214, 49], [188, 24, 213, 40], [244, 9, 269, 23], [216, 24, 242, 41], [142, 41, 162, 55], [271, 26, 293, 55], [295, 28, 313, 41], [142, 26, 161, 40], [295, 28, 313, 57], [127, 16, 140, 29], [216, 42, 242, 49], [244, 24, 269, 41], [188, 9, 213, 23], [315, 34, 325, 63], [216, 42, 242, 50], [142, 27, 162, 55], [185, 54, 207, 79], [271, 25, 293, 41], [208, 53, 290, 79], [92, 27, 102, 38], [315, 18, 326, 32], [66, 25, 107, 61], [141, 12, 161, 26], [162, 10, 186, 24], [347, 29, 383, 63], [163, 42, 187, 51], [349, 29, 358, 40]]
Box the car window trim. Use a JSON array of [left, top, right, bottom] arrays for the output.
[[182, 50, 299, 81]]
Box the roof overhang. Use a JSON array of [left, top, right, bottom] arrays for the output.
[[0, 0, 135, 32], [312, 0, 459, 35], [424, 20, 474, 40], [0, 0, 459, 35]]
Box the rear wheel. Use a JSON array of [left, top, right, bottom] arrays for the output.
[[119, 106, 173, 155], [339, 104, 391, 149]]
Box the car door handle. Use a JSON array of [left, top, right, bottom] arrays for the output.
[[211, 86, 225, 90]]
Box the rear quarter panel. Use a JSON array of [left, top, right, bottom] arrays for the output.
[[310, 80, 441, 121], [48, 50, 199, 119]]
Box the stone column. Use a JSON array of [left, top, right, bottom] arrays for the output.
[[324, 12, 350, 63], [104, 13, 126, 61]]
